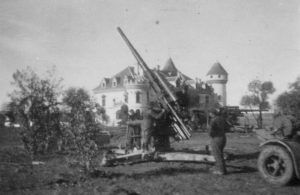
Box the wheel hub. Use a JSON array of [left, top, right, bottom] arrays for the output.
[[265, 155, 285, 177]]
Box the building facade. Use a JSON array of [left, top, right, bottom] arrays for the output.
[[93, 66, 149, 126], [93, 59, 228, 126]]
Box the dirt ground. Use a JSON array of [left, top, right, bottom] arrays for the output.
[[1, 127, 300, 195]]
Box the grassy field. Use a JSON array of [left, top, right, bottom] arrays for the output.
[[1, 121, 300, 194]]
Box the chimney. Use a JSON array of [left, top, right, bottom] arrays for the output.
[[157, 65, 160, 71]]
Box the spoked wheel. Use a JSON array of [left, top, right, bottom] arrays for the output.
[[258, 145, 294, 185], [265, 155, 286, 177]]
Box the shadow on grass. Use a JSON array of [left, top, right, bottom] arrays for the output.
[[173, 148, 210, 155], [225, 152, 259, 174], [288, 178, 300, 186], [90, 166, 209, 180], [227, 152, 259, 162], [226, 165, 257, 174], [110, 186, 140, 195]]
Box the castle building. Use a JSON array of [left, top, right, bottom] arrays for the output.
[[93, 58, 192, 126], [205, 62, 228, 106], [93, 59, 228, 126]]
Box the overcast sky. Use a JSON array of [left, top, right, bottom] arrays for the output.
[[0, 0, 299, 106]]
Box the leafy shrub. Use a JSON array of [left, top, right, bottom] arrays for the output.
[[9, 67, 63, 155], [8, 67, 107, 171], [61, 87, 103, 171]]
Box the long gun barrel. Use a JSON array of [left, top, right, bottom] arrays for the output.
[[117, 27, 191, 140]]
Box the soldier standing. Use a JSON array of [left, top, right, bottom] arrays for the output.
[[126, 110, 137, 151], [143, 101, 171, 151], [208, 109, 228, 175]]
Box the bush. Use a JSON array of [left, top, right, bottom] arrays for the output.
[[61, 87, 103, 171], [9, 67, 63, 155], [9, 67, 106, 171]]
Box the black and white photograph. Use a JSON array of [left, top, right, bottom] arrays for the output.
[[0, 0, 300, 194]]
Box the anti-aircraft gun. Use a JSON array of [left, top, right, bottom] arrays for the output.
[[100, 28, 216, 166]]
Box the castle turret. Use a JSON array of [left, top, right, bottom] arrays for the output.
[[160, 58, 192, 86], [206, 62, 228, 106]]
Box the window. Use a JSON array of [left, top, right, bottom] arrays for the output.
[[210, 75, 213, 78], [205, 95, 209, 104], [218, 75, 221, 78], [136, 92, 141, 103], [113, 98, 116, 105], [218, 95, 222, 101], [124, 92, 128, 103], [112, 81, 117, 87], [102, 95, 106, 106], [101, 82, 106, 88]]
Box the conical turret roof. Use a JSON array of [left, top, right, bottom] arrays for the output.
[[161, 58, 177, 76], [206, 62, 228, 76]]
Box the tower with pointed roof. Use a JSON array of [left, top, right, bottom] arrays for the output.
[[160, 58, 192, 86], [206, 62, 228, 106]]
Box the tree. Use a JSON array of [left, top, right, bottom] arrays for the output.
[[8, 67, 106, 170], [276, 77, 300, 124], [62, 87, 102, 139], [9, 66, 63, 155], [240, 80, 275, 128], [62, 87, 103, 170]]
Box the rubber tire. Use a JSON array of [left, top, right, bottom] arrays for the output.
[[257, 145, 294, 186]]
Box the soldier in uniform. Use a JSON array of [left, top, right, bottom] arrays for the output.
[[208, 109, 228, 175], [143, 101, 171, 151], [125, 102, 169, 152], [126, 109, 137, 151], [255, 109, 293, 141], [270, 110, 293, 139]]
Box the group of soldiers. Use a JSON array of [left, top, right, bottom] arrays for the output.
[[126, 101, 172, 152], [125, 101, 299, 176]]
